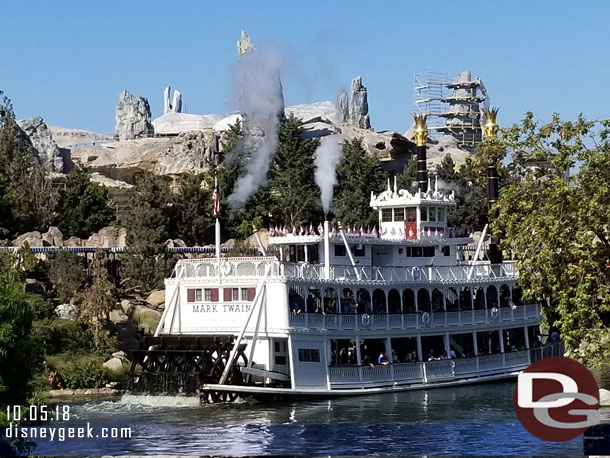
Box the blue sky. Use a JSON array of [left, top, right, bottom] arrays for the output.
[[2, 1, 609, 134]]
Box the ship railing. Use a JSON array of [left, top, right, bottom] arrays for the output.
[[170, 258, 518, 284], [289, 303, 541, 330], [328, 342, 563, 388]]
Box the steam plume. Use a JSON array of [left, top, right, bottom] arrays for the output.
[[227, 46, 284, 207], [314, 135, 342, 215]]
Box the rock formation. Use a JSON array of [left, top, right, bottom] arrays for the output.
[[47, 125, 112, 148], [172, 90, 182, 113], [163, 86, 182, 115], [16, 117, 64, 172], [336, 90, 348, 123], [348, 76, 371, 129], [237, 29, 254, 56], [114, 90, 154, 142]]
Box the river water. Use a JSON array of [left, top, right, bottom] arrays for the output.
[[29, 375, 610, 456]]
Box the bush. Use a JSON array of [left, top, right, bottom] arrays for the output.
[[33, 319, 92, 355], [45, 354, 108, 389], [62, 361, 108, 389], [27, 294, 56, 320]]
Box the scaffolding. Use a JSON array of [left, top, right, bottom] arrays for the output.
[[414, 70, 489, 149]]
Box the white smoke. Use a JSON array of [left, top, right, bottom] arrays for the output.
[[227, 46, 285, 207], [314, 135, 342, 215]]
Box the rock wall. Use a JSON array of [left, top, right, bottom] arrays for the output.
[[336, 90, 348, 123], [114, 90, 154, 142], [16, 117, 64, 172]]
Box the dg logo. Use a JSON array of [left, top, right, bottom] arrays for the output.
[[514, 356, 600, 442]]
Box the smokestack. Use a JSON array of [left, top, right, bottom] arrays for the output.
[[413, 114, 428, 192], [483, 107, 502, 264], [252, 224, 267, 256]]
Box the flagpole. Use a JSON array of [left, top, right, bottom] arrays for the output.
[[216, 217, 221, 264], [213, 175, 221, 271]]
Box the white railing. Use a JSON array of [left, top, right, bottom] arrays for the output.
[[289, 304, 541, 331], [170, 258, 518, 285], [327, 342, 563, 388]]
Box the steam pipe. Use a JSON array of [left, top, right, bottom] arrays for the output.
[[338, 222, 361, 281], [323, 220, 330, 280]]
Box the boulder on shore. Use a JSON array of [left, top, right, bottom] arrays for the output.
[[600, 388, 610, 406]]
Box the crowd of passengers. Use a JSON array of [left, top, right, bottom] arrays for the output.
[[331, 333, 558, 367]]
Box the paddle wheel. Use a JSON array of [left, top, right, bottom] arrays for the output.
[[128, 335, 249, 400]]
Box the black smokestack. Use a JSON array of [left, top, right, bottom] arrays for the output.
[[483, 107, 502, 264]]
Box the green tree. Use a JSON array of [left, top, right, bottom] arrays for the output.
[[0, 92, 57, 236], [49, 251, 86, 303], [267, 115, 322, 227], [121, 173, 175, 291], [334, 138, 386, 226], [78, 253, 116, 350], [0, 269, 37, 404], [396, 156, 417, 193], [57, 166, 115, 238], [494, 112, 610, 366], [173, 173, 214, 245]]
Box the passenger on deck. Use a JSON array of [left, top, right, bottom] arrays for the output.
[[427, 350, 437, 361], [439, 351, 449, 360], [391, 349, 398, 363], [377, 352, 389, 365], [449, 349, 457, 359]]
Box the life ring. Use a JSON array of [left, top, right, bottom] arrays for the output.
[[412, 266, 421, 280], [361, 313, 371, 328], [421, 311, 431, 326], [220, 261, 232, 276], [490, 307, 499, 321]]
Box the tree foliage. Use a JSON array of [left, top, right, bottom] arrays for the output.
[[267, 115, 322, 227], [49, 250, 86, 303], [57, 166, 115, 238], [334, 138, 386, 227], [494, 112, 610, 366], [121, 173, 175, 291], [0, 92, 57, 236], [173, 172, 214, 245]]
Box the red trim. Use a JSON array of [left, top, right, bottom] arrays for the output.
[[224, 288, 232, 301], [247, 288, 256, 301], [211, 288, 219, 302], [187, 289, 196, 302]]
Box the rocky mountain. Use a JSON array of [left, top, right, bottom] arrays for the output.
[[114, 90, 154, 141], [16, 117, 65, 172]]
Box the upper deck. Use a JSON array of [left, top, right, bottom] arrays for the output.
[[167, 256, 517, 287]]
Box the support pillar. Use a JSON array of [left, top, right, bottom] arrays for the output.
[[473, 331, 479, 356], [524, 326, 530, 349], [498, 328, 505, 353], [416, 334, 423, 362], [355, 335, 362, 366]]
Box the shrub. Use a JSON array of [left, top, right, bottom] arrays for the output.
[[61, 361, 108, 389], [33, 319, 92, 355]]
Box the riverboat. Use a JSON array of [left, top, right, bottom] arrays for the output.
[[130, 112, 561, 402]]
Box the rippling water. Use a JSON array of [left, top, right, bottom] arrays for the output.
[[27, 379, 607, 455]]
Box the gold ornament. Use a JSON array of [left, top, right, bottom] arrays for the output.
[[412, 114, 428, 147], [483, 107, 500, 139]]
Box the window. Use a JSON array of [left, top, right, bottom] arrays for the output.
[[274, 341, 280, 352], [423, 246, 435, 257], [421, 207, 428, 222], [412, 247, 422, 257], [334, 245, 346, 256], [429, 206, 436, 222], [195, 289, 202, 302], [275, 356, 287, 365], [232, 288, 239, 301], [442, 246, 450, 256], [298, 348, 321, 362], [382, 209, 392, 222], [393, 208, 404, 221], [405, 207, 416, 222], [438, 207, 445, 222], [241, 288, 249, 301], [204, 289, 212, 301], [353, 245, 365, 257]]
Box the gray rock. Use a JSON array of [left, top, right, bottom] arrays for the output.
[[86, 226, 126, 248], [163, 86, 171, 115], [102, 357, 124, 373], [237, 29, 254, 56], [171, 90, 182, 113], [146, 290, 165, 308], [600, 388, 610, 406], [112, 350, 127, 360], [132, 305, 162, 334], [55, 303, 78, 320], [109, 308, 129, 324], [348, 77, 371, 129], [336, 90, 348, 123], [114, 90, 154, 142], [13, 231, 43, 247], [16, 117, 64, 172], [42, 226, 63, 246]]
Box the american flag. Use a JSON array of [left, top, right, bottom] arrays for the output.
[[212, 177, 220, 218]]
